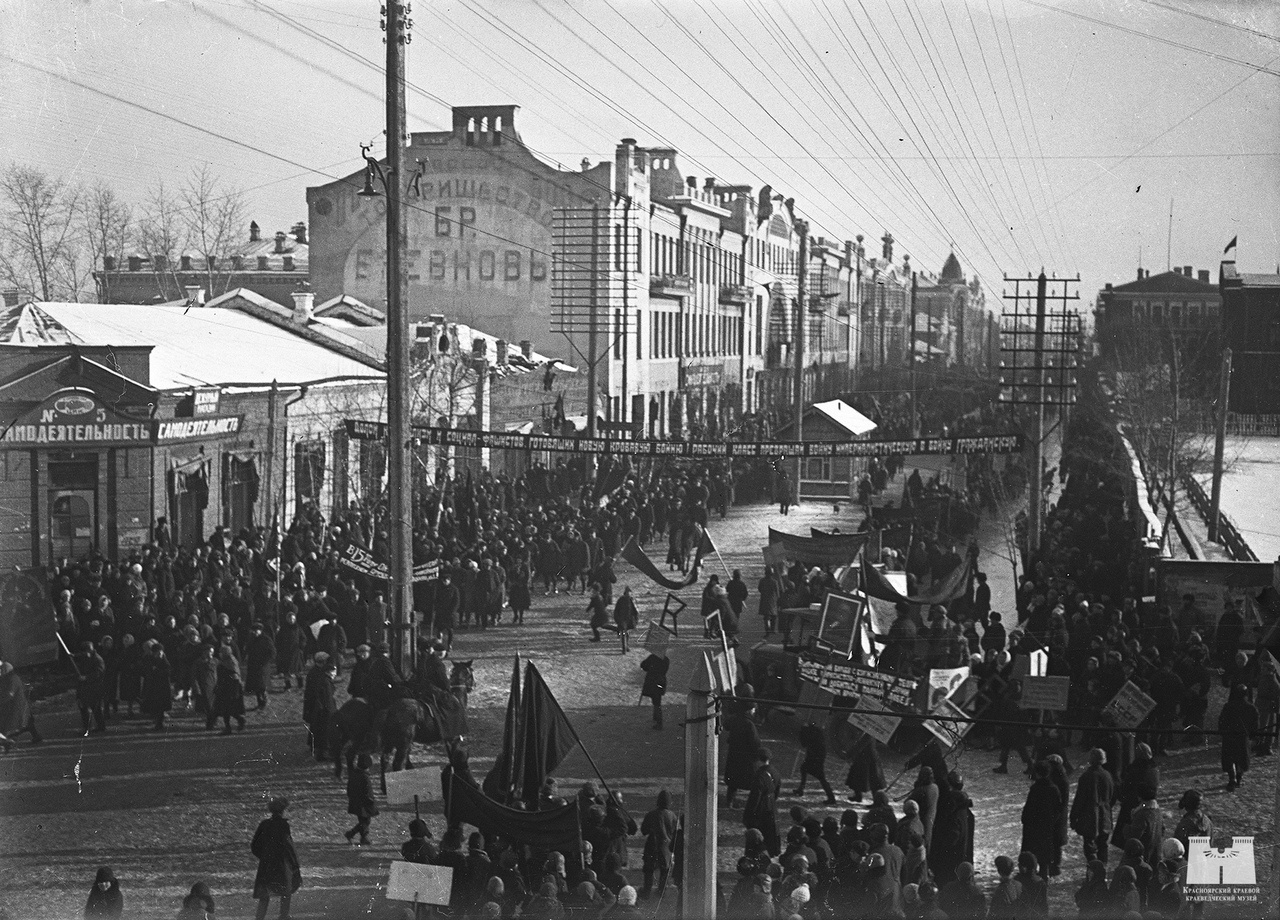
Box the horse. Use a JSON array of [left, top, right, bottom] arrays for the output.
[[449, 659, 474, 709], [329, 697, 377, 780]]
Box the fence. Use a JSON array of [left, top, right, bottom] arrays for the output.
[[1180, 407, 1280, 437], [1182, 475, 1258, 562]]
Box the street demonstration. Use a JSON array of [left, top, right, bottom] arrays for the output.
[[4, 381, 1276, 920]]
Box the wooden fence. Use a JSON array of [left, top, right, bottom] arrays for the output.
[[1182, 475, 1258, 562]]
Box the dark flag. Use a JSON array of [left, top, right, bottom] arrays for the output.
[[1224, 235, 1238, 254], [619, 528, 714, 592], [516, 663, 579, 802], [448, 771, 581, 853], [484, 656, 523, 802], [860, 556, 973, 606]]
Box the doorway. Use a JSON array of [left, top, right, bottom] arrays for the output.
[[49, 491, 95, 561]]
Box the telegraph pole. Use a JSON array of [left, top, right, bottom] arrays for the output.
[[1028, 272, 1047, 555], [909, 271, 919, 437], [1208, 347, 1232, 543], [793, 221, 808, 505], [384, 0, 414, 677]]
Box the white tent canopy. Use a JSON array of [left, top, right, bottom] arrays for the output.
[[811, 399, 878, 437]]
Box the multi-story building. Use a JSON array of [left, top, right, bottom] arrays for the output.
[[306, 104, 866, 440], [1220, 260, 1280, 414], [94, 222, 310, 307]]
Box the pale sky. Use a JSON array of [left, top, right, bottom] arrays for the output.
[[3, 0, 1278, 309]]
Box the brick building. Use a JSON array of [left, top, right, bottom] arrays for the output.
[[1220, 260, 1280, 414]]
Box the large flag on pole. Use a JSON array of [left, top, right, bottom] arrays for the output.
[[860, 556, 973, 606], [620, 530, 713, 591], [448, 772, 581, 853], [483, 656, 523, 802], [516, 662, 580, 803]]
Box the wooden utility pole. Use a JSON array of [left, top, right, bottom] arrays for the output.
[[793, 221, 808, 505], [1208, 347, 1232, 543], [586, 204, 601, 438], [909, 271, 919, 437], [1028, 272, 1048, 555], [384, 0, 414, 677], [682, 652, 719, 920]]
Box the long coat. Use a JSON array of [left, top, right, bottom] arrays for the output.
[[1069, 765, 1115, 839], [845, 733, 886, 794], [139, 654, 173, 716], [0, 669, 32, 734], [1020, 779, 1062, 873], [75, 651, 106, 706], [346, 767, 380, 819], [303, 667, 337, 726], [1218, 695, 1258, 774], [641, 806, 679, 868], [907, 779, 939, 850], [193, 656, 218, 711], [722, 711, 762, 789], [213, 660, 247, 718], [251, 814, 302, 899], [275, 622, 305, 675], [245, 633, 276, 694], [640, 654, 669, 700], [930, 789, 975, 886]]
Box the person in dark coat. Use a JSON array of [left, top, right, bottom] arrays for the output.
[[1218, 684, 1259, 790], [209, 645, 247, 733], [930, 771, 975, 886], [1020, 762, 1062, 880], [0, 659, 42, 749], [722, 699, 763, 807], [275, 611, 305, 690], [1074, 860, 1110, 917], [251, 797, 301, 920], [117, 633, 143, 716], [938, 861, 986, 920], [743, 747, 781, 857], [613, 586, 639, 654], [586, 584, 610, 642], [245, 623, 276, 709], [844, 730, 886, 802], [1070, 748, 1115, 865], [139, 641, 173, 731], [1044, 754, 1071, 875], [314, 619, 347, 678], [434, 575, 459, 650], [1113, 743, 1159, 849], [794, 721, 837, 804], [344, 752, 379, 845], [84, 866, 124, 918], [639, 649, 669, 730], [640, 789, 679, 898], [907, 766, 940, 852], [177, 880, 216, 920], [302, 653, 337, 761], [75, 641, 108, 734], [1013, 851, 1049, 918]]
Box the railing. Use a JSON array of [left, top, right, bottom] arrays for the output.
[[1182, 474, 1258, 561], [1181, 409, 1280, 437], [650, 273, 693, 296], [718, 283, 749, 305]]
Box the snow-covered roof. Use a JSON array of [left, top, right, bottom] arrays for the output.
[[0, 301, 384, 391], [811, 399, 877, 436]]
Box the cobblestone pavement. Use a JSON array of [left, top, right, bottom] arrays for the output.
[[2, 483, 1274, 918]]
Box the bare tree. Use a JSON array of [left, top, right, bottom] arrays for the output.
[[136, 166, 247, 301], [82, 181, 132, 301], [0, 163, 84, 301]]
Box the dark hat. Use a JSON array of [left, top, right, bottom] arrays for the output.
[[268, 796, 289, 814]]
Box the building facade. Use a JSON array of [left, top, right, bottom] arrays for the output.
[[94, 222, 311, 308], [1220, 260, 1280, 414]]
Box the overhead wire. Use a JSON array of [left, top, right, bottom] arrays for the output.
[[960, 0, 1059, 268], [1015, 0, 1280, 77], [1133, 0, 1280, 44]]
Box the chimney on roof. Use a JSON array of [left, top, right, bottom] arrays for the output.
[[128, 256, 142, 271], [1183, 265, 1192, 277], [1198, 269, 1210, 283], [103, 255, 116, 271], [183, 286, 206, 307], [283, 255, 295, 271], [154, 255, 168, 271], [231, 255, 244, 271], [274, 231, 287, 254], [520, 340, 533, 359], [249, 221, 260, 242], [292, 222, 308, 245], [686, 176, 697, 190], [496, 338, 509, 366], [881, 231, 894, 263], [2, 289, 22, 308], [472, 337, 487, 360], [180, 255, 193, 271], [291, 285, 314, 323], [257, 256, 270, 271], [581, 158, 591, 172]]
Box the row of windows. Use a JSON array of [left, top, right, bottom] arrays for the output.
[[648, 232, 799, 282], [641, 309, 748, 359], [1114, 299, 1219, 325]]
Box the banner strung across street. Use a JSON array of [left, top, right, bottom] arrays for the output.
[[339, 544, 441, 583], [345, 420, 1024, 458], [797, 654, 918, 708]]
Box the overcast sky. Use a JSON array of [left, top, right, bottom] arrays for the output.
[[3, 0, 1277, 310]]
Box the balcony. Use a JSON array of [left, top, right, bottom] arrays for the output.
[[719, 283, 750, 305], [650, 272, 693, 298]]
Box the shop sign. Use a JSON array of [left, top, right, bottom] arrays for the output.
[[1, 388, 151, 447], [154, 416, 242, 442]]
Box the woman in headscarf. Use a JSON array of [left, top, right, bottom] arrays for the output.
[[209, 645, 247, 734], [140, 640, 173, 732], [84, 867, 123, 918], [176, 881, 215, 919], [640, 789, 678, 899]]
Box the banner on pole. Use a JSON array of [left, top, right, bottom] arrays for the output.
[[386, 861, 452, 905], [922, 696, 973, 749], [1020, 675, 1071, 712], [339, 543, 440, 583], [643, 620, 671, 654], [798, 654, 917, 708], [346, 420, 1024, 458], [384, 768, 437, 806], [846, 694, 902, 744], [1102, 680, 1157, 728], [927, 667, 970, 710]]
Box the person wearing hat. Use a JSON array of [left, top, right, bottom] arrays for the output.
[[74, 640, 108, 735], [246, 622, 277, 711], [210, 645, 247, 734], [139, 639, 173, 732], [348, 641, 402, 711], [275, 610, 306, 691], [612, 586, 638, 654], [1070, 749, 1115, 866], [400, 818, 436, 864], [251, 798, 301, 920], [84, 866, 124, 918], [344, 752, 379, 846], [743, 747, 782, 857], [302, 653, 337, 761], [413, 639, 450, 701], [314, 615, 347, 679]]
